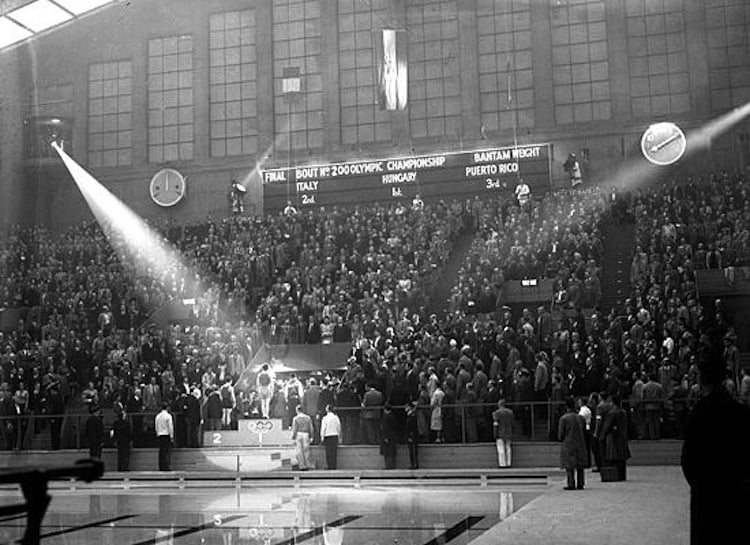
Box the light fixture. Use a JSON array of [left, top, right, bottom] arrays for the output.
[[7, 0, 73, 33], [0, 16, 33, 48], [52, 0, 114, 16]]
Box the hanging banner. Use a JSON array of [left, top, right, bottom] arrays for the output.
[[374, 29, 408, 110]]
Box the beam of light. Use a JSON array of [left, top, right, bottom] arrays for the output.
[[239, 141, 275, 190], [687, 101, 750, 155], [238, 118, 292, 192], [50, 142, 203, 301], [599, 102, 750, 194]]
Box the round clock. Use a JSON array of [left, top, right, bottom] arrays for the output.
[[641, 122, 687, 166], [149, 168, 186, 207]]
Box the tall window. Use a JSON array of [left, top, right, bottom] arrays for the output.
[[477, 0, 534, 131], [338, 0, 392, 145], [705, 0, 750, 113], [88, 60, 132, 167], [549, 0, 611, 124], [626, 0, 690, 117], [148, 35, 194, 163], [272, 0, 324, 153], [209, 9, 258, 157], [407, 0, 462, 140]]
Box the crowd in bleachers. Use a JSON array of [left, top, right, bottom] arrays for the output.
[[448, 187, 606, 314], [1, 174, 749, 451]]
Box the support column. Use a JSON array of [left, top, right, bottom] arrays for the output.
[[256, 0, 275, 158], [321, 0, 341, 153], [0, 48, 31, 234], [683, 0, 710, 120], [530, 0, 554, 128], [605, 0, 631, 121], [254, 0, 275, 212], [457, 0, 480, 143]]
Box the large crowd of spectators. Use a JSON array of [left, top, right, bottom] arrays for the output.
[[448, 187, 605, 314], [1, 173, 749, 452]]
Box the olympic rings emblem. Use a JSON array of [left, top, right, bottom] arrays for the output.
[[248, 420, 274, 434], [248, 526, 274, 539]]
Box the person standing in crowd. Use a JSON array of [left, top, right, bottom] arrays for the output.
[[291, 405, 313, 470], [127, 388, 144, 447], [219, 377, 235, 430], [361, 384, 383, 445], [578, 395, 594, 469], [515, 178, 531, 210], [320, 405, 342, 470], [85, 406, 104, 460], [111, 411, 132, 471], [643, 374, 664, 439], [0, 385, 16, 451], [430, 382, 445, 443], [256, 363, 274, 419], [155, 403, 174, 471], [336, 382, 360, 444], [45, 386, 64, 450], [303, 378, 321, 444], [405, 401, 420, 470], [600, 395, 630, 481], [682, 358, 750, 545], [381, 404, 398, 469], [559, 397, 588, 491], [204, 387, 222, 431], [492, 399, 514, 468], [592, 391, 612, 472], [181, 389, 201, 447]]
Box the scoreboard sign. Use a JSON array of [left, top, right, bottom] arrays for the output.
[[262, 143, 551, 211]]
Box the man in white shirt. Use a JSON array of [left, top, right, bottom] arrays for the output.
[[320, 405, 342, 469], [578, 396, 593, 469], [155, 403, 174, 471], [515, 179, 530, 210]]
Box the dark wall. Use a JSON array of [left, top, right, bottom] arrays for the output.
[[2, 0, 749, 232]]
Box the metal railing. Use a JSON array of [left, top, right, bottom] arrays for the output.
[[0, 398, 696, 451]]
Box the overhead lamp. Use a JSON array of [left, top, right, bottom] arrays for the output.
[[0, 16, 33, 48], [7, 0, 73, 33]]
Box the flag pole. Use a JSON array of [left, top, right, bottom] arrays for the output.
[[507, 59, 520, 183]]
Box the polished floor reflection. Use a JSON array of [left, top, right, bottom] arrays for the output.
[[0, 484, 542, 545]]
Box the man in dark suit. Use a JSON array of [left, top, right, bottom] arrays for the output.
[[381, 404, 398, 469], [559, 397, 588, 490], [111, 411, 132, 471], [302, 378, 321, 443], [592, 391, 613, 472], [600, 395, 630, 481], [405, 401, 420, 469], [361, 384, 383, 445], [85, 406, 104, 460], [182, 390, 201, 448], [682, 357, 750, 545], [336, 382, 360, 445], [45, 386, 64, 450]]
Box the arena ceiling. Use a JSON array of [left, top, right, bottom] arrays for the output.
[[0, 0, 117, 50]]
